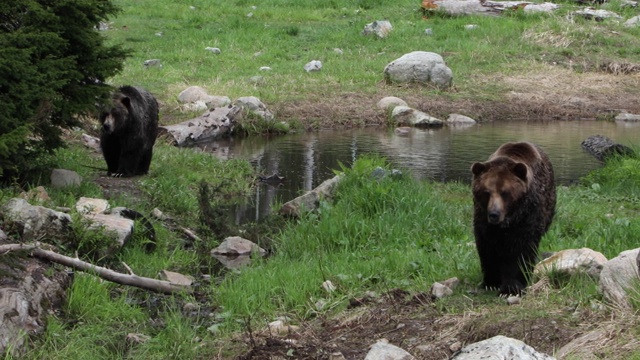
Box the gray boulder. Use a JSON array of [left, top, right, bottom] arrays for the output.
[[599, 248, 640, 309], [391, 106, 444, 127], [1, 198, 71, 240], [234, 96, 274, 121], [384, 51, 453, 89], [452, 335, 555, 359], [50, 169, 81, 188]]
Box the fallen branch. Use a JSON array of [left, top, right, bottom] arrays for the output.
[[0, 243, 192, 294]]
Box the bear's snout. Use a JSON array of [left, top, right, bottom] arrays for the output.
[[488, 210, 502, 224]]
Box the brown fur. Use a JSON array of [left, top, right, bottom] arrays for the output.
[[471, 142, 556, 295]]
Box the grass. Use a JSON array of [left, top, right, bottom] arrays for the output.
[[102, 0, 640, 124], [3, 0, 640, 358]]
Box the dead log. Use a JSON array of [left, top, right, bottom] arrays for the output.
[[423, 0, 557, 16], [581, 135, 634, 161], [159, 105, 242, 146], [0, 243, 192, 294]]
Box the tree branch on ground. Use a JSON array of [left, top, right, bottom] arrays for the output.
[[0, 243, 192, 294]]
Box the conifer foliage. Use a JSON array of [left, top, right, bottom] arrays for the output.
[[0, 0, 129, 182]]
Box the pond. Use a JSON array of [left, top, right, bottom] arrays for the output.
[[198, 120, 640, 224]]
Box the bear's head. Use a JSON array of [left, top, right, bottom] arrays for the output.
[[99, 93, 132, 135], [471, 157, 529, 225]]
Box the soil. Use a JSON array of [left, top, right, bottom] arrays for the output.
[[88, 65, 640, 359]]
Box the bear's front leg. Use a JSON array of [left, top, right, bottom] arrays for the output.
[[115, 150, 143, 177], [499, 259, 528, 295]]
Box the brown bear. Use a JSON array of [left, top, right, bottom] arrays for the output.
[[99, 86, 159, 177], [471, 142, 556, 295]]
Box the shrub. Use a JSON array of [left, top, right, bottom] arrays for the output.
[[0, 0, 129, 183]]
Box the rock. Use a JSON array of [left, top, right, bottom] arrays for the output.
[[1, 198, 71, 240], [126, 333, 151, 345], [81, 133, 101, 152], [615, 112, 640, 121], [177, 86, 210, 104], [0, 229, 6, 241], [280, 174, 344, 217], [304, 60, 322, 72], [581, 135, 634, 161], [84, 213, 134, 251], [441, 277, 460, 290], [259, 66, 272, 71], [19, 186, 50, 203], [50, 169, 81, 188], [330, 352, 347, 360], [377, 96, 408, 112], [267, 320, 300, 335], [182, 100, 208, 112], [158, 270, 194, 286], [534, 248, 608, 278], [333, 48, 344, 55], [624, 15, 640, 27], [506, 296, 521, 305], [205, 95, 232, 109], [205, 47, 221, 54], [362, 20, 393, 38], [524, 2, 559, 12], [571, 8, 622, 21], [211, 236, 266, 256], [599, 248, 640, 309], [234, 96, 274, 121], [391, 106, 444, 127], [143, 59, 162, 68], [365, 339, 415, 360], [384, 51, 453, 89], [75, 197, 110, 215], [451, 335, 555, 359], [446, 113, 477, 126], [431, 282, 453, 299], [464, 24, 478, 30]]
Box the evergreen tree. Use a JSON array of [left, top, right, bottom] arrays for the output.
[[0, 0, 129, 183]]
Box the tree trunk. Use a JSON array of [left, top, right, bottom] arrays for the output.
[[159, 105, 242, 146]]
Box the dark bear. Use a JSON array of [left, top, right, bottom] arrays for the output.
[[99, 86, 159, 177], [470, 142, 556, 295]]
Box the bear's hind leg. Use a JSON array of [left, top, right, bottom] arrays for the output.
[[116, 150, 144, 177]]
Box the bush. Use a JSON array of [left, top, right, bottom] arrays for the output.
[[0, 0, 129, 183]]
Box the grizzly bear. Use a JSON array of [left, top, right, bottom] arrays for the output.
[[471, 142, 556, 295], [99, 86, 159, 177]]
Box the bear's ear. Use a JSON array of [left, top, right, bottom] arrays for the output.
[[119, 96, 132, 110], [512, 162, 528, 182], [471, 162, 486, 176]]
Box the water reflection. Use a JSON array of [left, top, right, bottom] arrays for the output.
[[199, 121, 640, 224]]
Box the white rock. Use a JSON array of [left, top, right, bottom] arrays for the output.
[[182, 100, 208, 112], [211, 236, 267, 256], [304, 60, 322, 72], [205, 95, 232, 109], [259, 66, 272, 71], [1, 198, 72, 240], [377, 96, 407, 111], [446, 113, 477, 125], [51, 169, 81, 188], [178, 86, 210, 103], [615, 112, 640, 121], [451, 335, 555, 359], [334, 48, 344, 55], [534, 248, 608, 278], [464, 24, 478, 30], [391, 106, 444, 127], [599, 248, 640, 309], [384, 51, 453, 89], [234, 96, 274, 121], [365, 339, 415, 360], [431, 282, 453, 299], [205, 47, 221, 54], [362, 20, 393, 38], [143, 59, 162, 68], [75, 197, 109, 215], [524, 2, 559, 12]]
